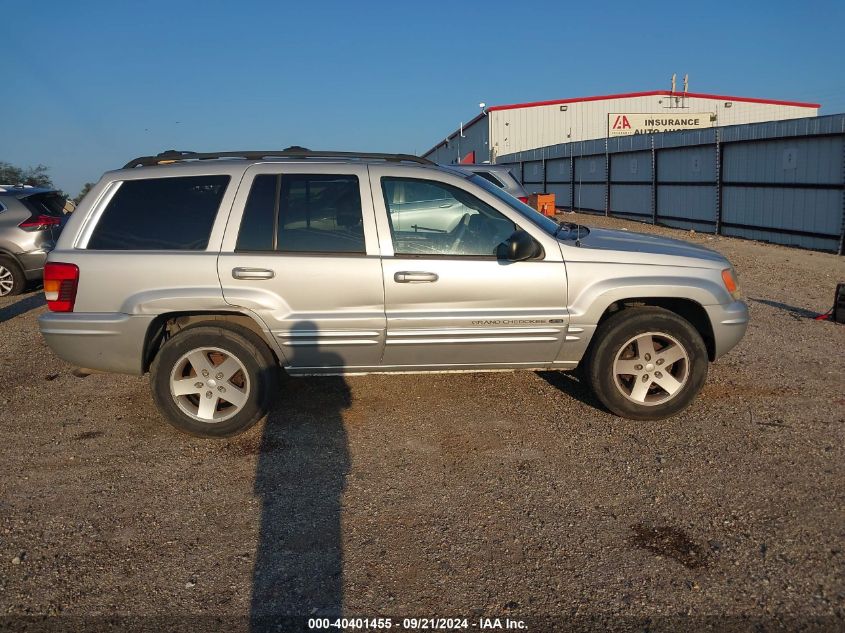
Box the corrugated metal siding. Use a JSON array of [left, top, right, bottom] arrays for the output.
[[574, 184, 606, 213], [610, 151, 652, 182], [658, 147, 717, 182], [610, 184, 651, 218], [658, 186, 717, 227], [722, 137, 843, 184], [497, 113, 845, 254]]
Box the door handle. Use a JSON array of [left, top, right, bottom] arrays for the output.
[[232, 267, 275, 280], [394, 271, 439, 283]]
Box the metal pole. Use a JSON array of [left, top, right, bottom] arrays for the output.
[[651, 137, 658, 225], [839, 132, 845, 255], [569, 146, 575, 211], [605, 137, 610, 217], [542, 156, 547, 194], [715, 128, 723, 236]]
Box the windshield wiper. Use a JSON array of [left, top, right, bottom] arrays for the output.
[[553, 221, 576, 238], [554, 221, 587, 246]]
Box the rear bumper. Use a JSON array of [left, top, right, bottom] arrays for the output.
[[38, 312, 155, 375], [705, 300, 749, 360], [18, 251, 49, 281]]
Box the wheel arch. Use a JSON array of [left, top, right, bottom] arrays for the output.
[[142, 310, 283, 373], [587, 297, 716, 362]]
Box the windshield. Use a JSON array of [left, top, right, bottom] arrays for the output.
[[469, 174, 588, 240], [470, 175, 558, 233]]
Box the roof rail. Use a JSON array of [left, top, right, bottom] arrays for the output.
[[123, 148, 434, 169]]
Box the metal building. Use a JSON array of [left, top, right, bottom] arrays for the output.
[[496, 114, 845, 254], [423, 90, 820, 165]]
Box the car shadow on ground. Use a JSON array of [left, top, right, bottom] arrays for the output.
[[535, 369, 609, 413], [748, 297, 822, 320], [250, 322, 350, 631], [0, 292, 45, 324]]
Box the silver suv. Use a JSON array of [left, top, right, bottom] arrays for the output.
[[39, 149, 748, 438], [448, 164, 529, 202], [0, 185, 68, 296]]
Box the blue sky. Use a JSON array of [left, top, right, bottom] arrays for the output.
[[3, 0, 844, 196]]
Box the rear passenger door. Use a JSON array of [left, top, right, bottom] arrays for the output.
[[218, 164, 385, 372]]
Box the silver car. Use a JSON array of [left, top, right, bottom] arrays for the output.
[[39, 149, 748, 438], [447, 164, 529, 202], [0, 185, 67, 296]]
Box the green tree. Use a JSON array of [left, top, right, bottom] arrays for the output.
[[0, 161, 54, 188], [74, 182, 95, 204]]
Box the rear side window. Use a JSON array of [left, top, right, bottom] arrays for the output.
[[22, 192, 68, 217], [87, 175, 229, 250], [236, 174, 364, 254], [473, 171, 505, 188]]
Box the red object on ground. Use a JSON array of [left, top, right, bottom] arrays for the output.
[[528, 193, 556, 217]]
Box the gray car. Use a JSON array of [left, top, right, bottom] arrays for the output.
[[39, 149, 748, 438], [447, 164, 529, 202], [0, 185, 68, 296]]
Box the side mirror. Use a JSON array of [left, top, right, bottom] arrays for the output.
[[503, 229, 542, 261]]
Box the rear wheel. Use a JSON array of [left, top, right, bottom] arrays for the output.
[[0, 257, 25, 297], [585, 307, 708, 420], [150, 324, 279, 438]]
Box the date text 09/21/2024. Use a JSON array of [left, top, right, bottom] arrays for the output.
[[307, 617, 528, 630]]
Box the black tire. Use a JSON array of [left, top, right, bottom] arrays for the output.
[[585, 307, 708, 420], [0, 256, 26, 297], [150, 323, 279, 438]]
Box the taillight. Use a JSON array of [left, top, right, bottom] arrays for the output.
[[19, 214, 61, 231], [43, 263, 79, 312], [518, 196, 529, 204]]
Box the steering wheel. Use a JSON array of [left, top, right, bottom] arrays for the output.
[[449, 213, 471, 253]]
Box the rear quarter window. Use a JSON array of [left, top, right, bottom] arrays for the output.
[[473, 171, 505, 188], [87, 175, 230, 250]]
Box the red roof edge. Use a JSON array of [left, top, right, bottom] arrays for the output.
[[487, 90, 821, 111]]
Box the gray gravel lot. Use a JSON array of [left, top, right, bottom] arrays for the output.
[[1, 214, 844, 632]]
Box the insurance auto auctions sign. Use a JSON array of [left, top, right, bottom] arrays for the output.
[[608, 113, 714, 137]]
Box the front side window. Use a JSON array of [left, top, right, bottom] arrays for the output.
[[382, 178, 515, 257], [237, 174, 364, 254], [87, 175, 230, 250]]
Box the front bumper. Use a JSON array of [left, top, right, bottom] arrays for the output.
[[38, 312, 155, 375], [704, 300, 749, 360]]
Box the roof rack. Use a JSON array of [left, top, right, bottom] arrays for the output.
[[123, 148, 434, 169]]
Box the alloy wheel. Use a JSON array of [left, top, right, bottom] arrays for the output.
[[612, 332, 690, 406], [169, 347, 251, 423], [0, 265, 14, 296]]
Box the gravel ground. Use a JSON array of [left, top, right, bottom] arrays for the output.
[[1, 216, 843, 632]]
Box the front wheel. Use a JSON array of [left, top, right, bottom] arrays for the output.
[[150, 324, 279, 438], [585, 307, 708, 420]]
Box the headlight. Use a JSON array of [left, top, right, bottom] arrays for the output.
[[721, 268, 741, 301]]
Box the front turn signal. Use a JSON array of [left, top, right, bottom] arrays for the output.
[[721, 268, 741, 301]]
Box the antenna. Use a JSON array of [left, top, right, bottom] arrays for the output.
[[671, 73, 676, 93], [683, 74, 689, 93]]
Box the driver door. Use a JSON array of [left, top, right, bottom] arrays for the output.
[[370, 166, 569, 369]]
